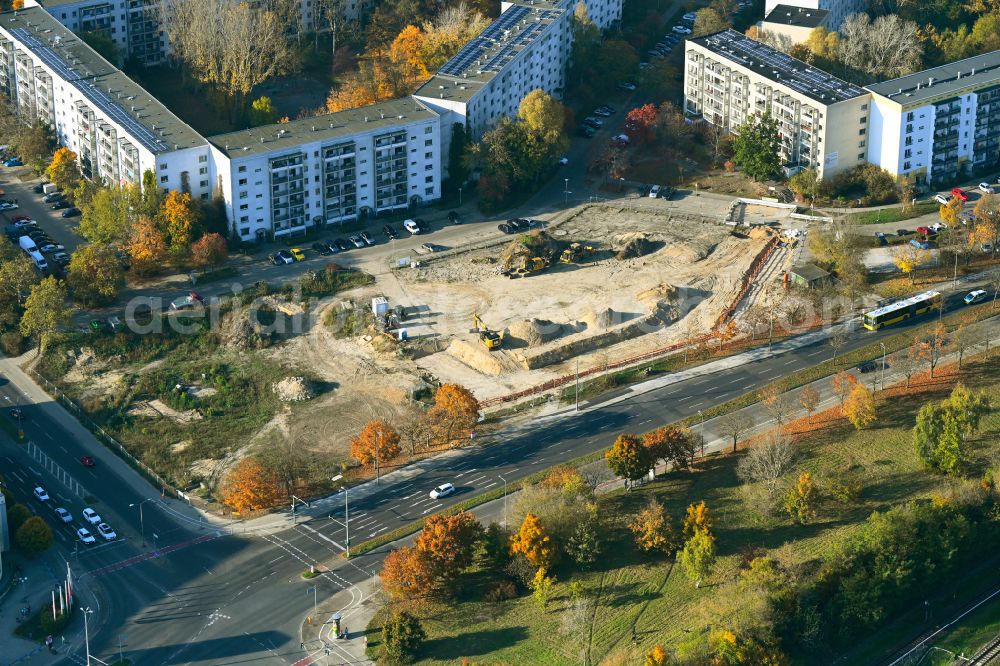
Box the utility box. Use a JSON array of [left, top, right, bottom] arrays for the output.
[[372, 296, 389, 317]]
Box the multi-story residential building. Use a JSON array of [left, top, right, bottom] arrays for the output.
[[763, 0, 863, 31], [0, 7, 208, 191], [759, 5, 830, 46], [684, 30, 869, 179], [865, 51, 1000, 187], [208, 98, 441, 241]]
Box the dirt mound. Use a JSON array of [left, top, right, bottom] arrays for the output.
[[273, 376, 314, 401], [506, 319, 563, 347], [500, 231, 559, 272], [447, 339, 504, 375], [614, 232, 654, 260], [749, 226, 773, 240], [579, 308, 614, 331], [221, 310, 267, 350], [636, 284, 678, 311]]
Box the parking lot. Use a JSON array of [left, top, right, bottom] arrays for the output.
[[1, 167, 82, 276]]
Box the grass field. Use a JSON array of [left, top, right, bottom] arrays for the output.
[[927, 593, 1000, 664], [845, 202, 939, 225], [370, 353, 1000, 665]]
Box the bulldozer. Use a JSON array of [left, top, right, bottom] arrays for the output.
[[560, 242, 595, 264], [472, 312, 504, 351]]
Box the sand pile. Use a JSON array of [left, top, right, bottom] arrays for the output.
[[506, 319, 563, 347], [500, 231, 559, 272], [636, 284, 678, 311], [447, 339, 504, 375], [579, 308, 614, 331], [614, 232, 654, 259], [749, 226, 773, 240], [273, 376, 314, 401]]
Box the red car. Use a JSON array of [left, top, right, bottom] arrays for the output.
[[11, 214, 30, 221], [951, 187, 969, 201], [80, 456, 96, 467], [916, 226, 936, 236]]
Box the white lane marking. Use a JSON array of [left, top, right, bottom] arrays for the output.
[[480, 481, 498, 490], [368, 526, 388, 537], [10, 470, 25, 482], [29, 467, 41, 476], [267, 555, 284, 564], [299, 523, 345, 551], [59, 445, 68, 453]]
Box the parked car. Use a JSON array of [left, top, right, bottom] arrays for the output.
[[447, 211, 461, 224], [982, 242, 995, 254], [382, 224, 399, 239], [649, 184, 662, 198], [672, 25, 692, 34], [618, 82, 637, 91], [270, 250, 294, 265], [3, 157, 23, 167], [509, 218, 531, 231], [335, 238, 351, 251], [62, 207, 81, 217], [32, 183, 45, 194], [915, 226, 935, 236], [54, 507, 73, 524], [639, 61, 652, 70], [597, 104, 615, 114], [593, 108, 612, 118], [288, 247, 306, 261], [951, 187, 970, 201], [874, 231, 887, 246], [39, 243, 64, 254], [34, 486, 49, 501], [359, 231, 375, 246], [934, 193, 951, 205], [683, 11, 697, 21], [858, 360, 886, 373], [76, 527, 96, 545], [13, 218, 36, 228], [429, 482, 456, 499], [403, 219, 421, 234], [578, 125, 597, 137], [52, 251, 71, 266], [80, 456, 96, 468], [421, 242, 440, 253], [583, 116, 603, 128], [965, 289, 988, 304], [312, 241, 333, 256], [498, 223, 516, 234], [910, 238, 933, 250], [348, 235, 365, 248], [979, 182, 995, 194], [51, 200, 70, 209], [0, 202, 18, 210], [97, 523, 117, 541], [42, 193, 61, 203]]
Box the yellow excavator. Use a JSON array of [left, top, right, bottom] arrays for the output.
[[560, 242, 595, 264], [472, 312, 504, 350]]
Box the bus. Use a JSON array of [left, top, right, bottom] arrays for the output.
[[862, 290, 941, 330]]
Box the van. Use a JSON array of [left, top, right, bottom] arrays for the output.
[[19, 235, 37, 253], [403, 219, 420, 234], [29, 250, 47, 271], [42, 183, 59, 195]]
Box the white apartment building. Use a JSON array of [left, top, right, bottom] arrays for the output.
[[865, 51, 1000, 187], [759, 5, 830, 46], [208, 98, 441, 241], [0, 7, 209, 192], [684, 29, 870, 179], [24, 0, 165, 65], [763, 0, 864, 31]]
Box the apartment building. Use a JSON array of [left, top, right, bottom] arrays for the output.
[[684, 30, 869, 179], [0, 7, 208, 192], [208, 98, 441, 241], [759, 5, 830, 46], [865, 51, 1000, 186], [763, 0, 863, 31]]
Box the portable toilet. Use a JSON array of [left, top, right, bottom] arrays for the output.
[[372, 297, 389, 317]]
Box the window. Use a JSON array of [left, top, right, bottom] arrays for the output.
[[425, 164, 433, 171], [907, 111, 914, 122], [903, 161, 911, 170], [859, 140, 866, 148], [240, 215, 249, 223], [238, 166, 247, 173], [425, 152, 432, 159], [239, 204, 248, 211], [424, 139, 433, 146], [860, 116, 866, 124], [199, 167, 207, 175], [858, 153, 865, 160], [425, 187, 434, 195], [861, 103, 868, 110], [424, 126, 433, 134], [239, 192, 248, 199], [160, 175, 168, 183], [859, 128, 866, 135], [200, 180, 208, 187], [199, 155, 207, 163], [238, 178, 247, 185], [159, 163, 168, 170], [240, 227, 250, 236], [904, 149, 911, 158]]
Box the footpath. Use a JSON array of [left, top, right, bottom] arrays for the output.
[[0, 552, 73, 666]]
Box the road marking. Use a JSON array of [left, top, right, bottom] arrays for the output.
[[10, 470, 24, 482], [267, 555, 284, 564], [368, 526, 388, 537], [204, 566, 215, 576], [29, 467, 40, 476], [299, 523, 345, 551], [480, 481, 498, 490], [728, 376, 744, 384], [690, 402, 704, 410]]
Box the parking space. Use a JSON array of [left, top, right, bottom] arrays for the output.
[[1, 170, 82, 276]]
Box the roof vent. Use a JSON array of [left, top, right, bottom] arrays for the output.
[[928, 76, 934, 86]]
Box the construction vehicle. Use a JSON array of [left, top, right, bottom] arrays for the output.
[[560, 242, 595, 264], [472, 312, 504, 350]]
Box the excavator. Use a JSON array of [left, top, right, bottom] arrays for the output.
[[472, 312, 504, 351], [560, 242, 595, 264]]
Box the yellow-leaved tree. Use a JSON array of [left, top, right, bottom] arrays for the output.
[[843, 383, 877, 429], [510, 512, 558, 570], [220, 457, 283, 513], [46, 147, 82, 193], [127, 216, 168, 276], [161, 190, 201, 258]]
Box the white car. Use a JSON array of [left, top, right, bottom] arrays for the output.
[[618, 82, 637, 91], [349, 235, 366, 248], [403, 219, 420, 234], [82, 507, 101, 525], [0, 202, 18, 210], [76, 527, 96, 544], [965, 289, 988, 304], [683, 11, 697, 21], [934, 193, 951, 205], [930, 222, 946, 232], [54, 507, 73, 523], [34, 486, 49, 501], [649, 185, 662, 198], [672, 25, 692, 34], [979, 182, 995, 194], [429, 482, 455, 500], [96, 523, 117, 541], [558, 157, 569, 166]]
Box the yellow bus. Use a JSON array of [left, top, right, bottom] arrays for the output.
[[862, 291, 940, 330]]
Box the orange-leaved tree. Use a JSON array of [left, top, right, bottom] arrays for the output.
[[426, 383, 480, 447], [642, 425, 695, 471], [831, 370, 858, 408], [682, 500, 713, 540], [350, 419, 401, 469], [161, 190, 201, 258], [629, 499, 677, 554], [414, 511, 483, 586], [191, 233, 228, 268], [843, 383, 877, 429], [46, 147, 81, 192], [220, 457, 283, 513], [389, 25, 429, 81], [539, 464, 588, 495], [645, 644, 669, 666], [510, 512, 558, 570], [381, 546, 437, 601], [127, 216, 168, 276], [605, 432, 651, 488]]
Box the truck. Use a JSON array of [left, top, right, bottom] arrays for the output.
[[42, 183, 58, 195], [19, 235, 36, 253]]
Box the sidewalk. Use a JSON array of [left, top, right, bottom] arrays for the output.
[[0, 553, 67, 666]]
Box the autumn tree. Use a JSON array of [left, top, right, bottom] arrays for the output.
[[838, 13, 922, 79], [831, 370, 858, 408], [643, 426, 696, 471], [127, 216, 168, 276], [510, 512, 558, 570], [630, 499, 677, 554], [0, 251, 39, 307], [737, 430, 796, 500], [891, 239, 926, 283], [940, 196, 964, 228], [390, 24, 429, 81], [414, 511, 484, 589], [249, 96, 279, 127], [605, 433, 652, 488], [843, 383, 877, 429], [16, 515, 53, 555], [350, 419, 402, 469], [531, 567, 554, 609], [46, 147, 81, 193], [19, 276, 71, 354], [799, 384, 820, 421], [381, 610, 426, 664], [517, 89, 569, 177], [219, 457, 284, 513], [161, 190, 201, 259], [623, 103, 659, 145], [760, 384, 792, 426], [426, 383, 480, 446], [66, 244, 124, 306], [191, 232, 228, 268], [718, 411, 755, 453], [682, 501, 713, 541], [784, 472, 819, 524], [645, 645, 670, 666], [693, 7, 728, 36], [381, 546, 437, 601]]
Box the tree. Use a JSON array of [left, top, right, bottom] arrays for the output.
[[645, 645, 670, 666], [940, 196, 964, 228], [953, 320, 978, 370], [732, 112, 781, 181], [838, 14, 922, 79], [605, 433, 652, 488], [831, 370, 858, 407], [414, 511, 483, 588], [350, 419, 402, 469], [381, 547, 437, 601], [718, 411, 754, 453], [799, 385, 820, 421], [0, 252, 39, 307], [682, 501, 713, 541], [679, 528, 716, 586], [623, 103, 659, 146], [789, 168, 820, 206], [737, 430, 796, 499], [46, 147, 81, 193], [829, 329, 849, 361], [518, 88, 568, 148], [219, 457, 283, 513], [19, 276, 70, 354], [5, 503, 32, 534], [66, 244, 124, 307], [919, 322, 948, 378], [760, 384, 792, 426], [81, 29, 120, 63], [643, 426, 696, 470], [566, 502, 602, 569], [14, 121, 53, 169], [16, 515, 53, 555], [249, 96, 279, 127], [531, 567, 554, 609], [191, 233, 228, 268], [162, 190, 201, 258], [805, 26, 840, 60], [510, 512, 558, 570], [843, 383, 877, 429], [381, 610, 425, 664], [426, 383, 480, 446], [784, 472, 819, 524], [127, 216, 168, 276], [913, 384, 989, 474], [971, 11, 1000, 52], [693, 7, 728, 36], [630, 499, 677, 554], [79, 185, 140, 245]]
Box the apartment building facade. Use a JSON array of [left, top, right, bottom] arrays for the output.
[[208, 99, 441, 241], [762, 0, 864, 31], [865, 51, 1000, 186], [684, 30, 869, 179]]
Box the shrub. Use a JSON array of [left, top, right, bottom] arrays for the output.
[[0, 331, 23, 356], [484, 579, 519, 602]]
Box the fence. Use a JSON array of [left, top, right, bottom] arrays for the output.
[[26, 441, 86, 498], [480, 232, 782, 407], [29, 370, 190, 504]]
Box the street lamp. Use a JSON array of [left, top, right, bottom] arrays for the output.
[[332, 475, 350, 557], [458, 186, 463, 206], [498, 474, 508, 527], [290, 495, 309, 525], [564, 178, 570, 206], [574, 358, 580, 412], [698, 409, 705, 457], [129, 499, 153, 547], [879, 342, 887, 391], [82, 607, 93, 665]]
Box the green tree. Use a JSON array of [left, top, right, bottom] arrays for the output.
[[14, 121, 53, 169], [732, 112, 781, 181], [565, 501, 602, 569], [679, 528, 716, 586], [784, 472, 819, 523], [0, 250, 39, 306], [789, 168, 820, 205], [15, 515, 53, 555], [446, 122, 470, 189], [913, 384, 989, 474], [5, 502, 32, 534], [81, 30, 121, 63], [19, 276, 71, 354], [971, 12, 1000, 52], [249, 96, 279, 127], [79, 185, 139, 245], [381, 610, 426, 664], [568, 1, 601, 89], [593, 39, 639, 92], [66, 244, 125, 306], [605, 433, 651, 488]]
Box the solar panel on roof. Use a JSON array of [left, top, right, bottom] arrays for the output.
[[437, 4, 545, 77]]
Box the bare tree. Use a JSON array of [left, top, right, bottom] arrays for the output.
[[759, 384, 792, 426], [838, 13, 922, 79], [719, 411, 755, 453], [829, 330, 849, 361], [799, 384, 820, 420], [736, 430, 796, 499], [315, 0, 347, 63], [952, 320, 980, 370]]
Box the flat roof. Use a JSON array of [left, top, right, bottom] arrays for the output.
[[690, 29, 866, 104], [867, 50, 1000, 106], [1, 7, 204, 153], [762, 4, 829, 28], [789, 263, 829, 281], [414, 75, 486, 105], [207, 98, 438, 159]]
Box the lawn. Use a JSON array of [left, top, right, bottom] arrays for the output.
[[845, 201, 939, 225], [371, 352, 1000, 665], [928, 593, 1000, 664]]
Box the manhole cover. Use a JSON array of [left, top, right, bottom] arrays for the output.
[[553, 229, 568, 237]]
